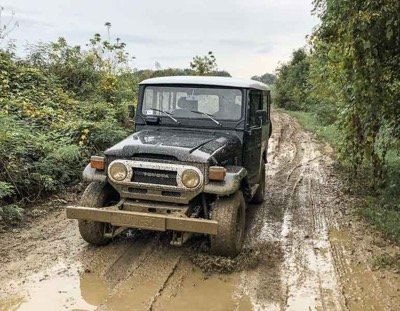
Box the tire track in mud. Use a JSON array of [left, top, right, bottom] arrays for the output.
[[1, 111, 400, 311], [235, 113, 344, 311]]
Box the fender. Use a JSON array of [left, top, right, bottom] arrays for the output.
[[82, 164, 107, 183], [203, 166, 247, 196]]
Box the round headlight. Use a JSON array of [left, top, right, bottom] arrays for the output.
[[181, 169, 200, 188], [109, 162, 128, 181]]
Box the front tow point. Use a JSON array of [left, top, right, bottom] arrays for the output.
[[170, 232, 193, 246]]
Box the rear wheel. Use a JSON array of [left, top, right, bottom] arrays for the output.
[[210, 191, 246, 257], [78, 182, 115, 246], [251, 159, 266, 203]]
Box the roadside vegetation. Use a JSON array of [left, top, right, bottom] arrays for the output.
[[0, 18, 229, 223], [0, 35, 135, 222], [273, 0, 400, 267]]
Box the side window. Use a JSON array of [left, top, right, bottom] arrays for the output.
[[248, 90, 262, 126], [263, 91, 271, 119]]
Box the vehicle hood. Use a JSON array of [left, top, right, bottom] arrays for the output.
[[104, 128, 241, 164]]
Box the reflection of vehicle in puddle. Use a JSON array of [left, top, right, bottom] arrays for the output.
[[79, 271, 109, 307], [0, 262, 109, 311]]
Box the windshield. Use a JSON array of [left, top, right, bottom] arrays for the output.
[[142, 86, 243, 121]]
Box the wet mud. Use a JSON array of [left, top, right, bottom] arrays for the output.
[[1, 111, 399, 311]]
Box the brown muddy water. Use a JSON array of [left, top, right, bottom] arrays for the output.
[[1, 111, 399, 311]]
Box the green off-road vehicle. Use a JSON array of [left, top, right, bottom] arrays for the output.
[[67, 76, 271, 257]]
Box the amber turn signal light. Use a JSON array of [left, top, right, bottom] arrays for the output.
[[208, 166, 226, 181], [90, 156, 105, 170]]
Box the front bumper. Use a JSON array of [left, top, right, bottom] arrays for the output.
[[66, 204, 218, 235]]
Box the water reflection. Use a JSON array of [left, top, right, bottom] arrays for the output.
[[0, 262, 110, 311], [79, 271, 108, 307]]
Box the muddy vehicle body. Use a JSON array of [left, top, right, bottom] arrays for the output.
[[67, 76, 271, 257]]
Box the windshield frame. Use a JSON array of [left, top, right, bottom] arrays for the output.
[[138, 84, 245, 128]]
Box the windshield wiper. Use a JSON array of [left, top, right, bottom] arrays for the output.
[[190, 110, 222, 126], [147, 108, 180, 124]]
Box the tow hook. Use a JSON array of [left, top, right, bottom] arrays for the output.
[[170, 231, 193, 246]]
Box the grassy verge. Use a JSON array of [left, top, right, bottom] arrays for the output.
[[278, 108, 400, 256], [372, 254, 400, 271], [277, 109, 338, 147], [358, 149, 400, 246]]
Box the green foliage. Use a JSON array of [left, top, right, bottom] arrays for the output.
[[0, 182, 14, 199], [311, 0, 400, 182], [136, 67, 230, 82], [360, 201, 400, 244], [281, 110, 338, 146], [372, 255, 400, 271], [359, 149, 400, 243], [190, 51, 218, 76], [0, 204, 24, 221], [136, 52, 229, 81], [251, 73, 276, 85], [274, 49, 314, 111], [0, 34, 135, 215], [274, 0, 400, 184], [137, 68, 194, 81], [137, 67, 230, 82]]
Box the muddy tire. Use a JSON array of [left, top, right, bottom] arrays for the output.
[[251, 159, 266, 203], [210, 191, 246, 257], [78, 182, 114, 246]]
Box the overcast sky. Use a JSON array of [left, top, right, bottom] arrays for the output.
[[1, 0, 318, 78]]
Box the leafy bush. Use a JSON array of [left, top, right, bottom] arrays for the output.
[[0, 204, 24, 222], [274, 0, 400, 184], [0, 37, 135, 218], [274, 49, 313, 111]]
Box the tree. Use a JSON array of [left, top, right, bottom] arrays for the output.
[[251, 73, 276, 85], [190, 51, 218, 75], [274, 48, 312, 110], [312, 0, 400, 182]]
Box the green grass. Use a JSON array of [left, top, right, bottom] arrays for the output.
[[278, 108, 400, 248], [359, 149, 400, 244], [277, 109, 338, 147], [372, 254, 400, 271]]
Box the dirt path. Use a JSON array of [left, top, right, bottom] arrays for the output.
[[1, 111, 399, 311]]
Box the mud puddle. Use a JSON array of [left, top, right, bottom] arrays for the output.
[[0, 262, 105, 311], [1, 111, 400, 311]]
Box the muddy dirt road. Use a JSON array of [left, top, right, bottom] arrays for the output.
[[1, 111, 399, 311]]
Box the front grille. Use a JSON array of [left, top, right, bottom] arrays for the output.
[[161, 191, 181, 197], [132, 168, 177, 186], [128, 187, 147, 194]]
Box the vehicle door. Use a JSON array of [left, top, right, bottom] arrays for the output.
[[262, 90, 272, 149], [243, 89, 263, 184]]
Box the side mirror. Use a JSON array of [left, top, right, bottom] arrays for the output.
[[256, 110, 267, 125], [128, 104, 135, 120]]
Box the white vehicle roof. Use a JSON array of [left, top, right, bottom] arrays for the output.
[[140, 76, 270, 91]]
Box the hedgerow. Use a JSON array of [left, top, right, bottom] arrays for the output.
[[0, 36, 135, 220]]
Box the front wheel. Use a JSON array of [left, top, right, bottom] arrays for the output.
[[78, 182, 115, 246], [210, 191, 246, 257]]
